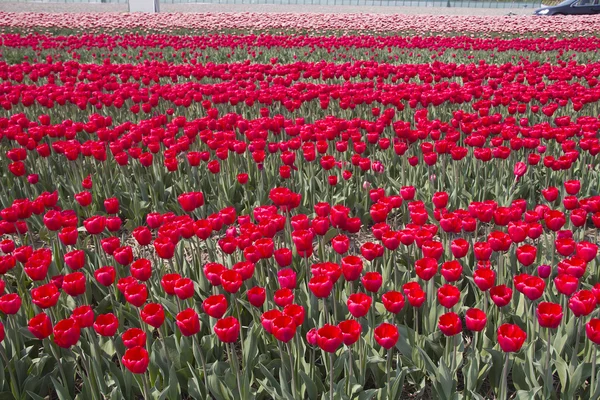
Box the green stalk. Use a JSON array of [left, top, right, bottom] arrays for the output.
[[500, 353, 510, 400], [386, 348, 393, 398], [329, 352, 334, 400], [592, 345, 598, 398]]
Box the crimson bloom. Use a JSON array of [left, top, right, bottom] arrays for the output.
[[28, 313, 53, 339], [214, 316, 240, 343], [465, 308, 487, 332], [54, 318, 81, 348], [317, 324, 343, 353], [536, 302, 563, 329], [438, 312, 462, 336], [347, 293, 372, 318], [94, 313, 119, 337], [122, 347, 149, 374], [374, 323, 399, 349], [497, 324, 527, 352], [176, 308, 200, 336]]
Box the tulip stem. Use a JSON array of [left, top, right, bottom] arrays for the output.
[[346, 348, 353, 396], [544, 328, 552, 392], [452, 335, 458, 374], [592, 345, 598, 397], [0, 345, 20, 400], [500, 353, 510, 400], [386, 348, 393, 398], [228, 343, 243, 399], [309, 346, 316, 382], [50, 343, 69, 390], [286, 342, 297, 398], [192, 336, 209, 393], [329, 352, 334, 400], [142, 373, 151, 400], [572, 318, 583, 366]]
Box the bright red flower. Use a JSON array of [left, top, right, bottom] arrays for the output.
[[374, 323, 399, 349], [54, 318, 81, 348], [214, 316, 240, 343], [176, 308, 200, 336], [497, 324, 526, 353], [317, 324, 343, 353], [122, 347, 149, 374]]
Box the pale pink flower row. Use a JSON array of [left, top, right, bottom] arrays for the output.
[[1, 12, 600, 34]]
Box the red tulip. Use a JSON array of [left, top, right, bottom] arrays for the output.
[[54, 318, 81, 348], [130, 259, 152, 281], [564, 180, 581, 195], [536, 302, 563, 329], [341, 256, 363, 282], [140, 303, 165, 329], [497, 324, 526, 352], [542, 187, 559, 202], [586, 319, 600, 345], [124, 283, 148, 307], [441, 260, 463, 282], [274, 288, 294, 307], [174, 278, 195, 300], [176, 308, 200, 336], [347, 293, 372, 318], [247, 286, 266, 308], [382, 291, 405, 314], [274, 248, 292, 267], [261, 310, 282, 334], [490, 285, 513, 308], [516, 244, 537, 267], [84, 216, 106, 235], [277, 268, 297, 289], [407, 288, 426, 308], [309, 275, 333, 298], [154, 237, 175, 259], [122, 347, 149, 374], [122, 328, 147, 349], [361, 272, 383, 293], [271, 315, 297, 343], [58, 227, 78, 246], [465, 308, 487, 331], [133, 226, 152, 246], [220, 270, 243, 293], [554, 273, 579, 296], [62, 272, 86, 297], [214, 316, 240, 343], [317, 324, 343, 353], [64, 250, 85, 271], [473, 268, 496, 292], [374, 323, 399, 349], [28, 313, 53, 339], [569, 290, 597, 317], [438, 312, 462, 336], [338, 319, 361, 346], [437, 284, 461, 309], [104, 197, 120, 214], [94, 313, 119, 337], [71, 305, 94, 328], [31, 284, 59, 309], [415, 257, 438, 281]]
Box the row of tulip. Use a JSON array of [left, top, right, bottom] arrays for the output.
[[0, 19, 599, 400]]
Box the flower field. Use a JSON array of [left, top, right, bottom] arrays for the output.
[[1, 11, 600, 400]]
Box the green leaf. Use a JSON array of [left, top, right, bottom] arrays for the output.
[[357, 389, 378, 400], [25, 392, 45, 400], [554, 356, 568, 396], [437, 359, 454, 400], [515, 387, 542, 399], [299, 371, 318, 400], [50, 377, 72, 400]]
